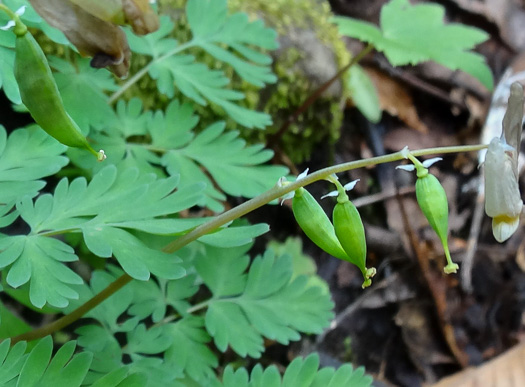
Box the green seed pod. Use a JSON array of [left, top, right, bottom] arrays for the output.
[[415, 170, 458, 274], [9, 14, 104, 160], [292, 187, 348, 261], [333, 196, 367, 274]]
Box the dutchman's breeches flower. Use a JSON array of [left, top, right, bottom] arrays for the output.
[[483, 82, 524, 242], [484, 137, 523, 242]]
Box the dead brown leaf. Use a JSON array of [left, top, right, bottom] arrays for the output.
[[431, 341, 525, 387], [30, 0, 131, 77], [364, 67, 430, 133]]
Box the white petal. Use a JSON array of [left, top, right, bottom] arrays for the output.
[[485, 137, 522, 218], [343, 179, 360, 191], [422, 157, 442, 168], [297, 168, 309, 180], [277, 176, 287, 188], [15, 6, 26, 16], [400, 146, 410, 159], [0, 21, 15, 30], [492, 215, 520, 242], [396, 164, 415, 172], [321, 190, 338, 200]]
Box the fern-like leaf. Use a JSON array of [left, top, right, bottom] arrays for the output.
[[0, 337, 92, 386], [126, 0, 277, 129], [197, 247, 334, 358], [219, 353, 373, 387], [0, 126, 67, 212], [186, 0, 277, 87], [76, 99, 288, 212]]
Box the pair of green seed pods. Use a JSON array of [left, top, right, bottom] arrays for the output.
[[292, 179, 375, 288], [1, 6, 105, 161]]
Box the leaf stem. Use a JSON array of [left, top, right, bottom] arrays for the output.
[[108, 41, 197, 104], [8, 143, 488, 344]]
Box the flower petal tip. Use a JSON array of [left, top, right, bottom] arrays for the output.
[[422, 157, 442, 168], [321, 190, 338, 200], [492, 215, 521, 242], [396, 164, 415, 172], [297, 169, 309, 180], [343, 179, 360, 191], [15, 5, 26, 16], [0, 20, 15, 30]]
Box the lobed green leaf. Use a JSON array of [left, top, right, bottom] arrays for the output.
[[333, 0, 494, 89]]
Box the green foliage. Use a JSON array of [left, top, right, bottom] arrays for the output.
[[58, 242, 336, 385], [0, 337, 92, 386], [198, 247, 334, 358], [347, 65, 381, 123], [0, 125, 67, 210], [0, 0, 495, 384], [69, 97, 287, 212], [334, 0, 494, 90], [219, 353, 372, 387], [125, 0, 277, 129]]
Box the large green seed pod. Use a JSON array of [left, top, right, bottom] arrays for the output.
[[9, 14, 104, 160], [292, 187, 348, 260], [415, 171, 458, 274], [333, 196, 367, 274]]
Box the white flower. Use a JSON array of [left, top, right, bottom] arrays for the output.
[[484, 137, 523, 242], [484, 82, 524, 242]]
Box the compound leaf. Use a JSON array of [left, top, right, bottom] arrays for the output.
[[220, 354, 372, 387], [0, 340, 27, 385], [333, 0, 493, 89], [0, 234, 82, 309], [164, 316, 217, 383], [0, 126, 67, 209], [126, 6, 274, 129], [15, 166, 203, 283], [17, 336, 92, 387], [162, 120, 288, 211], [199, 248, 333, 358], [82, 100, 287, 212], [186, 0, 278, 87]]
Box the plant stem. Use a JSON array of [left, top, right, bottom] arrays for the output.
[[8, 143, 488, 344], [10, 274, 133, 345]]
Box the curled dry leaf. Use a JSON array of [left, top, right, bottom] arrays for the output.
[[29, 0, 159, 77], [70, 0, 159, 35]]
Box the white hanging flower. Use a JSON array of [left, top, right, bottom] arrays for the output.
[[484, 82, 524, 242]]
